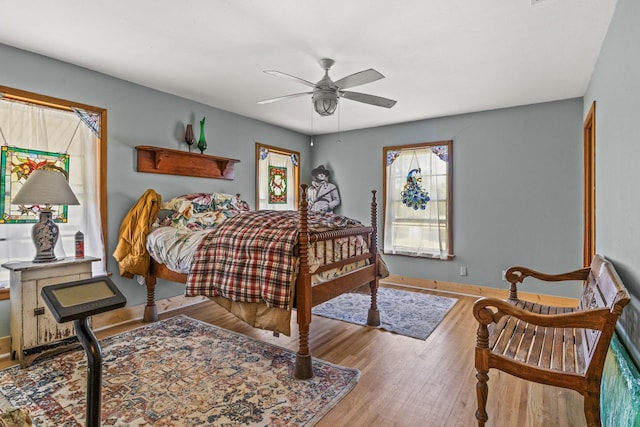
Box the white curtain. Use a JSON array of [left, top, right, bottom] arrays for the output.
[[384, 147, 449, 259], [0, 99, 106, 284]]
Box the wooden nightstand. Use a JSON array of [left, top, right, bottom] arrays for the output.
[[2, 257, 99, 367]]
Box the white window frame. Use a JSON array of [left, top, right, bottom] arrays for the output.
[[382, 140, 453, 260]]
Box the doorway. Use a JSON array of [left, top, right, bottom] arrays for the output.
[[583, 101, 596, 266]]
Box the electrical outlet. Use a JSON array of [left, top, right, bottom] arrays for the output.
[[460, 266, 467, 276]]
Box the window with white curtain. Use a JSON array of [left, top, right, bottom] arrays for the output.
[[255, 143, 300, 210], [383, 140, 453, 259], [0, 89, 107, 290]]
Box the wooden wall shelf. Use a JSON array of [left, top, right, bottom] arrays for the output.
[[136, 145, 240, 180]]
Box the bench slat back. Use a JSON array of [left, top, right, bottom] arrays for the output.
[[579, 256, 630, 367]]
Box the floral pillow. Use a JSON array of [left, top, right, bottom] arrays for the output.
[[160, 208, 241, 231], [160, 193, 214, 216], [159, 192, 250, 231], [212, 193, 250, 211], [161, 192, 250, 217]]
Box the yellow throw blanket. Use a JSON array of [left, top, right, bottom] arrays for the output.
[[113, 189, 161, 278]]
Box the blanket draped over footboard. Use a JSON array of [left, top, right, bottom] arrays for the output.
[[186, 210, 363, 309], [186, 210, 298, 308]]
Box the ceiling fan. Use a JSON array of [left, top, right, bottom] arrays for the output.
[[258, 58, 397, 117]]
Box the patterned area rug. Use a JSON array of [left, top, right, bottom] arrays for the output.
[[0, 315, 359, 426], [312, 287, 458, 340]]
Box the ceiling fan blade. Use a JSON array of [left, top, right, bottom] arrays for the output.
[[257, 92, 313, 105], [263, 70, 317, 88], [340, 91, 397, 108], [334, 69, 385, 89]]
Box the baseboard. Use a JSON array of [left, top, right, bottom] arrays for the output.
[[381, 274, 578, 307], [0, 294, 208, 360]]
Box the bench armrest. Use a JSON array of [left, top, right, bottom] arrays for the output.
[[473, 297, 609, 330], [505, 266, 590, 300]]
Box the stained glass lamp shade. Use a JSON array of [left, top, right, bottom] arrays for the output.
[[12, 169, 80, 263]]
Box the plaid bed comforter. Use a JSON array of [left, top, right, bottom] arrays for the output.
[[185, 210, 362, 309]]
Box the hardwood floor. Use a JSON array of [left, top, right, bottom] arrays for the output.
[[1, 287, 585, 426]]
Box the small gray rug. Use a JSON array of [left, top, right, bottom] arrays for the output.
[[312, 287, 458, 340]]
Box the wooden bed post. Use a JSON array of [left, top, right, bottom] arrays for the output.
[[367, 190, 381, 327], [143, 273, 159, 322], [294, 184, 313, 379]]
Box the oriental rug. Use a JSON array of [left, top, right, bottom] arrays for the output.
[[312, 287, 458, 340], [0, 315, 359, 426]]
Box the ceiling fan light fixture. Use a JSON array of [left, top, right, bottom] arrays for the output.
[[312, 90, 338, 116], [314, 98, 338, 116], [261, 59, 396, 118]]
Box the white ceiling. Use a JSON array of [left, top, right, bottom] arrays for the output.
[[0, 0, 617, 135]]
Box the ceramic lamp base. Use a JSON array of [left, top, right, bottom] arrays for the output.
[[32, 210, 59, 263]]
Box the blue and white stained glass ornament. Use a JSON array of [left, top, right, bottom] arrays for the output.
[[430, 145, 448, 162], [386, 150, 401, 166], [73, 108, 101, 137], [401, 168, 430, 210]]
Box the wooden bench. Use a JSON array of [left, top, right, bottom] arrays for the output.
[[473, 255, 630, 426]]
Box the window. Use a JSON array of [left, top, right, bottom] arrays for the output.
[[255, 143, 300, 210], [382, 140, 453, 259], [0, 86, 107, 299]]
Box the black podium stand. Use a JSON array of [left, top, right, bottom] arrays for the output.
[[41, 276, 126, 427]]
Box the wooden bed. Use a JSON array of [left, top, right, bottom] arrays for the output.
[[140, 185, 382, 379]]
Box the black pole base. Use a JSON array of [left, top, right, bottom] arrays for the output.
[[74, 317, 103, 427]]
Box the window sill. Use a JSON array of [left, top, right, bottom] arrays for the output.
[[382, 250, 455, 260]]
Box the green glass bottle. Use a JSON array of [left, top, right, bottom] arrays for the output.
[[197, 117, 207, 154]]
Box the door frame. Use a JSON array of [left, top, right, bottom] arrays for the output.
[[583, 101, 596, 266]]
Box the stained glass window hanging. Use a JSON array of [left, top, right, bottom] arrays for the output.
[[0, 146, 71, 223], [401, 167, 431, 210], [268, 165, 287, 204], [400, 151, 430, 210]]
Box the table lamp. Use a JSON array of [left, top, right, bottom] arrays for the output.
[[11, 168, 80, 263]]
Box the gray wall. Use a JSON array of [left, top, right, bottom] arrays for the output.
[[0, 41, 588, 339], [583, 0, 640, 364], [0, 44, 311, 337], [312, 99, 584, 297]]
